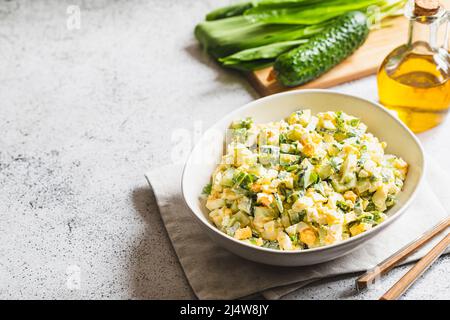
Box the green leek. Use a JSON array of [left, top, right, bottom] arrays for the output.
[[206, 2, 253, 21], [220, 39, 308, 65], [195, 17, 326, 58], [244, 0, 386, 25]]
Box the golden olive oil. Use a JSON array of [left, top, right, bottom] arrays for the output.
[[378, 51, 450, 133], [377, 1, 450, 133]]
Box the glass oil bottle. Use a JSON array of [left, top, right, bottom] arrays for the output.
[[377, 0, 450, 133]]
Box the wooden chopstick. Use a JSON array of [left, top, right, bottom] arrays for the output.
[[379, 233, 450, 300], [356, 217, 450, 290]]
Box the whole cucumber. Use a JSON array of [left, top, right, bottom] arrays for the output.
[[274, 11, 369, 87]]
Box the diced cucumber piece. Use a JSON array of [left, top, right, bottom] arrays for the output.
[[280, 212, 291, 228], [303, 163, 319, 188], [331, 173, 356, 192], [259, 145, 280, 166], [230, 200, 239, 213], [237, 197, 252, 214], [330, 157, 343, 172], [288, 210, 300, 224], [226, 221, 240, 237], [233, 211, 250, 227], [280, 153, 300, 166], [317, 161, 333, 180], [274, 193, 284, 213], [221, 168, 235, 187], [280, 143, 297, 154]]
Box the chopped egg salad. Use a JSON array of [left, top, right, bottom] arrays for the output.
[[202, 110, 408, 250]]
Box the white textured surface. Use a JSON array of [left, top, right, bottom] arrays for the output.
[[0, 0, 448, 299]]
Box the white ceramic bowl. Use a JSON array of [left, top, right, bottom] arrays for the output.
[[182, 90, 425, 266]]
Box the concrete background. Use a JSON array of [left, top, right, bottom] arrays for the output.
[[0, 0, 448, 299]]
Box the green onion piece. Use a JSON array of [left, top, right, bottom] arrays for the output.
[[206, 2, 254, 21], [220, 39, 308, 65]]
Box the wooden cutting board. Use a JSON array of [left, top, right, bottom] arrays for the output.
[[246, 14, 421, 96]]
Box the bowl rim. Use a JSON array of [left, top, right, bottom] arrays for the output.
[[181, 89, 425, 255]]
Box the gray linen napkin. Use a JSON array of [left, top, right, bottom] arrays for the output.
[[145, 157, 449, 299]]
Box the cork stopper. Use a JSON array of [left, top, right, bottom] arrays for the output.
[[414, 0, 440, 16]]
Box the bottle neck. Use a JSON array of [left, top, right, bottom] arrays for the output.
[[405, 3, 448, 53], [407, 20, 434, 52]]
